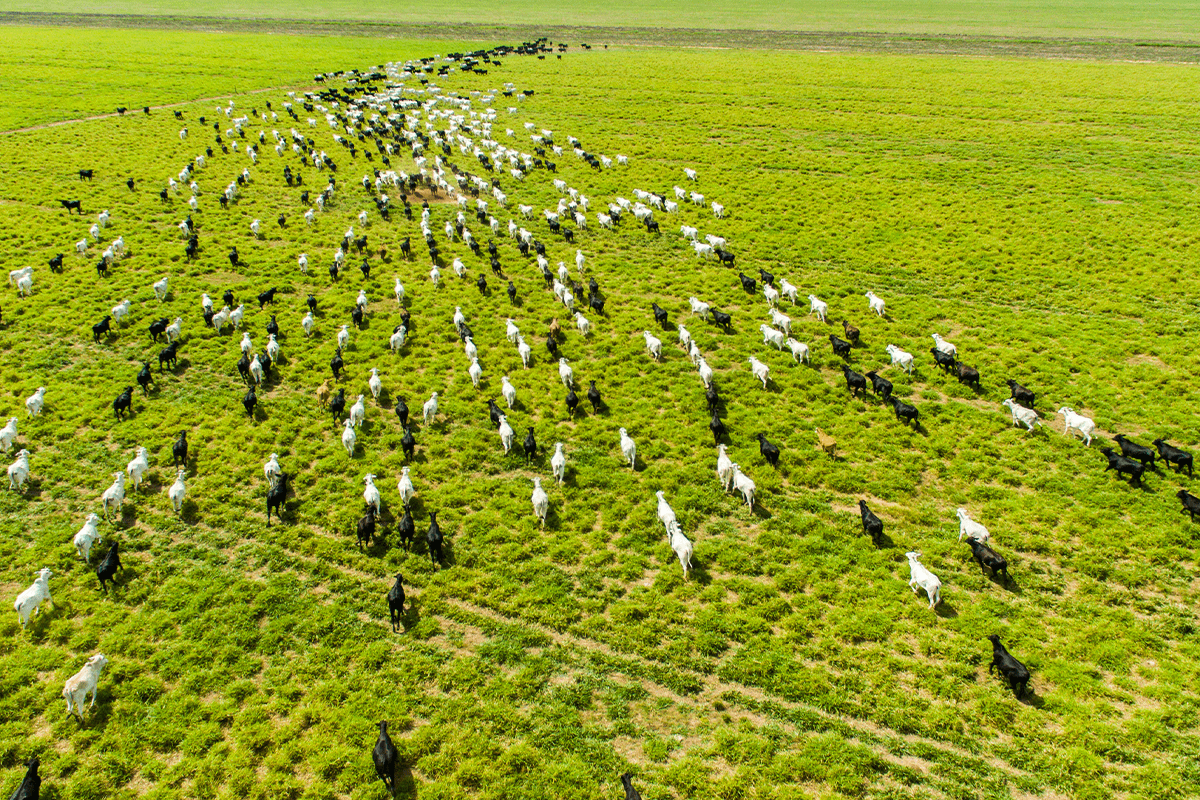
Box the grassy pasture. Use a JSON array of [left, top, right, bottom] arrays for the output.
[[7, 0, 1200, 40], [0, 28, 492, 132], [1, 29, 1199, 800]]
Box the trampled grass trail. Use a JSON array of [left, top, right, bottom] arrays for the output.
[[0, 31, 1198, 800]]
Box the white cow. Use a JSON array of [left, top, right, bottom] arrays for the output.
[[62, 654, 109, 721], [101, 472, 125, 520], [531, 477, 549, 527], [865, 291, 886, 317], [551, 443, 566, 485], [619, 428, 637, 468], [668, 521, 693, 580], [931, 334, 956, 358], [1002, 399, 1041, 432], [956, 508, 991, 544], [716, 444, 733, 492], [748, 357, 770, 388], [785, 338, 810, 364], [808, 295, 828, 323], [74, 514, 103, 562], [14, 568, 52, 628], [731, 463, 755, 508], [1058, 407, 1095, 446], [643, 331, 663, 360], [759, 324, 785, 350], [905, 552, 942, 610], [8, 450, 30, 492], [885, 344, 914, 375]]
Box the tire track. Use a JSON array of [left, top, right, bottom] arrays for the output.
[[0, 84, 317, 137], [437, 594, 1028, 781]]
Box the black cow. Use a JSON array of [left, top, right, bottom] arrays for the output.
[[709, 412, 727, 444], [113, 387, 133, 419], [1178, 490, 1200, 522], [858, 500, 883, 546], [987, 635, 1030, 699], [373, 720, 398, 795], [889, 396, 919, 427], [137, 361, 154, 394], [830, 335, 852, 358], [842, 365, 866, 397], [757, 433, 780, 467], [158, 341, 179, 372], [172, 431, 188, 467], [931, 348, 956, 373], [96, 541, 123, 593], [1113, 435, 1156, 469], [388, 575, 405, 632], [1101, 448, 1144, 484], [1154, 439, 1193, 477], [92, 315, 112, 342], [955, 362, 981, 390], [1006, 379, 1036, 408], [968, 539, 1010, 586], [398, 509, 415, 551], [864, 371, 892, 403], [266, 473, 289, 525], [356, 508, 376, 548], [427, 512, 444, 566]]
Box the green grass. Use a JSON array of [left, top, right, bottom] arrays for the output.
[[0, 28, 488, 131], [1, 26, 1200, 800], [7, 0, 1200, 40]]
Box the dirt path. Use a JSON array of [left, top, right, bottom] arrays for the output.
[[0, 84, 317, 137]]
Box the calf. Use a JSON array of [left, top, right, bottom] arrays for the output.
[[987, 635, 1030, 699], [858, 500, 883, 545], [842, 364, 866, 398], [1101, 448, 1144, 484], [1113, 434, 1156, 469], [1154, 439, 1193, 477], [864, 371, 892, 403], [968, 539, 1009, 586]]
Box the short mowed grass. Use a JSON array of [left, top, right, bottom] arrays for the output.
[[1, 28, 1199, 800]]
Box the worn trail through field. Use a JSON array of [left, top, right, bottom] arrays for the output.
[[0, 84, 315, 137]]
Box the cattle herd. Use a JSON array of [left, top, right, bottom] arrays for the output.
[[5, 36, 1198, 798]]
